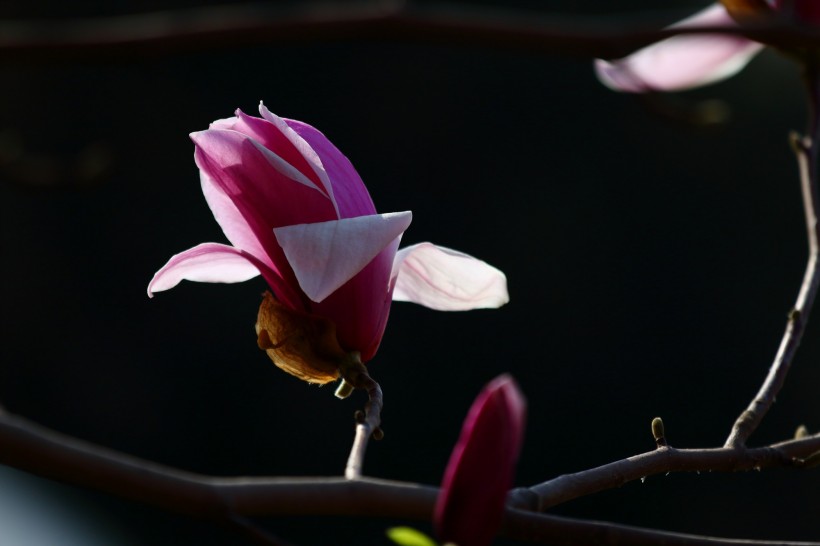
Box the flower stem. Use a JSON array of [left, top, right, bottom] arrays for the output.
[[337, 354, 384, 479]]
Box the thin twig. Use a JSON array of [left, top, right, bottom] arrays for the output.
[[5, 1, 820, 62], [723, 65, 820, 448], [338, 357, 384, 479]]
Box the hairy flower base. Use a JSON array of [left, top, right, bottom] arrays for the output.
[[255, 291, 357, 384]]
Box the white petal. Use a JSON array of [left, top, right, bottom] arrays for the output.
[[147, 243, 260, 297], [274, 211, 412, 302], [392, 242, 509, 310]]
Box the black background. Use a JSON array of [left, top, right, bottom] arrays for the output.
[[1, 1, 819, 544]]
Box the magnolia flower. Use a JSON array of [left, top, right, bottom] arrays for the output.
[[148, 104, 508, 383], [595, 1, 819, 93], [434, 375, 526, 546]]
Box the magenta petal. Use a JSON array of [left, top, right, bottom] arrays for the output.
[[595, 3, 764, 92], [147, 243, 262, 297], [192, 128, 339, 293], [279, 115, 377, 219], [234, 108, 333, 202], [435, 375, 527, 546]]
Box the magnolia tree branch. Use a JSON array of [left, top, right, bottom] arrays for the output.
[[5, 1, 820, 62], [1, 406, 820, 545], [724, 68, 820, 448], [511, 433, 820, 512]]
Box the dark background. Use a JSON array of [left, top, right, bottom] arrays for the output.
[[1, 1, 819, 544]]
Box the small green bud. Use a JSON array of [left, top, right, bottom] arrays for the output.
[[652, 417, 667, 447]]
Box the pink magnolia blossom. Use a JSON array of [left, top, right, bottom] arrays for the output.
[[435, 375, 526, 546], [595, 1, 820, 93], [148, 103, 508, 372]]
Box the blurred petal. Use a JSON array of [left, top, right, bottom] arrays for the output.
[[274, 211, 413, 303], [147, 243, 261, 297], [392, 243, 509, 310], [435, 375, 526, 546], [595, 3, 764, 92]]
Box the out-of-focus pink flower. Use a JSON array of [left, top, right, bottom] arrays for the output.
[[595, 1, 819, 93], [148, 103, 508, 381], [434, 375, 526, 546]]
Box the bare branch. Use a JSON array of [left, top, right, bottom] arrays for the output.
[[0, 409, 435, 520], [504, 508, 820, 546], [2, 407, 820, 545], [724, 67, 820, 448], [515, 435, 820, 511]]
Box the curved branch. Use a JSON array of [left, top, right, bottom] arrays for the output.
[[0, 407, 435, 520], [724, 69, 820, 448]]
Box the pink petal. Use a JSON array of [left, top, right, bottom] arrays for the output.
[[147, 243, 261, 297], [279, 115, 377, 219], [310, 233, 402, 362], [392, 243, 509, 310], [435, 375, 526, 546], [274, 211, 413, 303], [192, 128, 340, 305], [595, 3, 764, 92], [257, 104, 340, 215]]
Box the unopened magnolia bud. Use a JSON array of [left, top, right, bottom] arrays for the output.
[[255, 291, 348, 384]]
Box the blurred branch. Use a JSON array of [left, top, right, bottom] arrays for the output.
[[4, 1, 820, 63], [504, 508, 820, 546], [2, 407, 820, 545]]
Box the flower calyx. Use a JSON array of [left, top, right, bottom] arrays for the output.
[[255, 291, 355, 385]]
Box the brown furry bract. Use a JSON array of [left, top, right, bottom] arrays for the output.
[[255, 291, 347, 384]]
